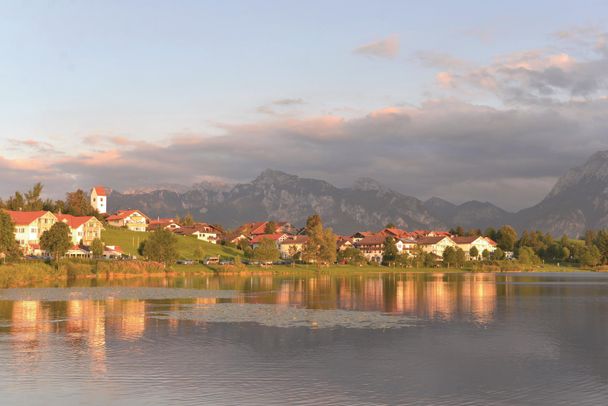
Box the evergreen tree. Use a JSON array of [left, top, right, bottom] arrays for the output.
[[497, 225, 517, 251], [0, 211, 20, 261], [264, 221, 277, 234], [469, 246, 479, 260], [382, 236, 398, 266]]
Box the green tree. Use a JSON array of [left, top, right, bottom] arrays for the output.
[[40, 222, 72, 262], [0, 211, 20, 261], [142, 229, 179, 266], [492, 247, 505, 260], [65, 189, 95, 216], [497, 225, 518, 251], [594, 230, 608, 264], [337, 247, 365, 265], [469, 246, 479, 260], [90, 238, 104, 258], [264, 221, 277, 234], [181, 213, 195, 226], [302, 214, 334, 265], [193, 246, 204, 260], [382, 236, 399, 266], [482, 249, 490, 260], [253, 238, 280, 263], [484, 227, 497, 241], [385, 223, 396, 229], [319, 228, 337, 264], [24, 183, 44, 211], [517, 246, 541, 265], [442, 246, 457, 268], [579, 245, 601, 267], [455, 248, 466, 267]]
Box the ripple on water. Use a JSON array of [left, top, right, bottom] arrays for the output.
[[0, 287, 238, 302], [151, 303, 417, 329]]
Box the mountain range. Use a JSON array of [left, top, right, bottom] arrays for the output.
[[108, 150, 608, 236]]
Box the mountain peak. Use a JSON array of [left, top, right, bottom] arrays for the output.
[[546, 150, 608, 199], [352, 177, 389, 193], [253, 169, 298, 185]]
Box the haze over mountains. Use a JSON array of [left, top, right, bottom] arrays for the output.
[[108, 151, 608, 236]]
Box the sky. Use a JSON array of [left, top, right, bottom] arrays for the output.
[[1, 0, 608, 211]]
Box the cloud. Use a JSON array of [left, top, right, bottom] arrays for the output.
[[257, 98, 306, 115], [4, 97, 608, 211], [353, 35, 399, 59], [425, 30, 608, 105], [8, 139, 62, 155]]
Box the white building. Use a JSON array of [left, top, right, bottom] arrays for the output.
[[90, 186, 108, 214]]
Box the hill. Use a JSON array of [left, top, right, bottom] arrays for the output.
[[101, 227, 240, 259]]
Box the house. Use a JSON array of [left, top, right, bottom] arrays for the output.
[[55, 214, 104, 246], [90, 186, 108, 214], [355, 234, 386, 263], [379, 228, 410, 239], [106, 210, 149, 232], [416, 236, 457, 258], [4, 210, 57, 254], [148, 218, 181, 231], [103, 245, 124, 259], [336, 236, 354, 251], [174, 223, 220, 244], [398, 237, 418, 257], [65, 245, 91, 259], [279, 235, 309, 259], [236, 221, 294, 237], [452, 236, 497, 260], [350, 231, 375, 243], [249, 233, 289, 249]]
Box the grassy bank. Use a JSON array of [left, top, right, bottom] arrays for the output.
[[0, 259, 594, 289], [101, 226, 241, 259]]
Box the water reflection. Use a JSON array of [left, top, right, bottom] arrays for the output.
[[1, 272, 607, 405]]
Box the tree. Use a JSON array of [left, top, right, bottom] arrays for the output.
[[302, 214, 334, 265], [484, 227, 497, 241], [181, 213, 195, 226], [497, 225, 517, 251], [517, 246, 540, 265], [455, 248, 466, 267], [594, 230, 608, 264], [579, 245, 601, 267], [337, 247, 365, 265], [0, 211, 20, 261], [442, 246, 457, 268], [492, 247, 505, 260], [90, 238, 104, 258], [264, 221, 277, 234], [382, 236, 398, 266], [385, 223, 396, 229], [193, 246, 204, 260], [24, 183, 44, 211], [253, 238, 280, 263], [40, 222, 72, 262], [469, 246, 479, 260], [482, 249, 491, 260], [65, 189, 94, 216], [142, 229, 179, 266]]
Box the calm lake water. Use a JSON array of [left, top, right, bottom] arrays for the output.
[[1, 272, 607, 405]]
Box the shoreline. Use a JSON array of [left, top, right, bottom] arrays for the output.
[[0, 260, 600, 289]]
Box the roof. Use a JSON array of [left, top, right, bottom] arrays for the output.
[[4, 210, 54, 225], [381, 228, 409, 238], [250, 233, 286, 244], [55, 214, 97, 229], [280, 235, 309, 245], [92, 186, 107, 196], [106, 209, 149, 222], [357, 234, 387, 245], [416, 236, 451, 245], [452, 236, 481, 244]]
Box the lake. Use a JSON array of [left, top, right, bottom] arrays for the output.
[[1, 272, 607, 405]]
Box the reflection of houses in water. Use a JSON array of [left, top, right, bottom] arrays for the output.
[[390, 274, 497, 321], [106, 299, 146, 340], [10, 300, 52, 367], [67, 300, 107, 374]]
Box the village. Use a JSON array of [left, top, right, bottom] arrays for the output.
[[2, 185, 499, 266]]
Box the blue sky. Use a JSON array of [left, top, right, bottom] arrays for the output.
[[1, 1, 607, 210]]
